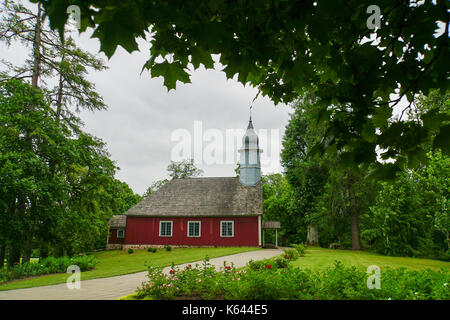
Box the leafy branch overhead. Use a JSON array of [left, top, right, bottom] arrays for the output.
[[36, 0, 450, 176]]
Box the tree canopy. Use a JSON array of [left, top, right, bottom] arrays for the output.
[[167, 158, 204, 180], [0, 2, 140, 264], [269, 88, 449, 257], [0, 79, 141, 262], [37, 0, 449, 176]]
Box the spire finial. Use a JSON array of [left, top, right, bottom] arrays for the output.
[[247, 104, 254, 129], [249, 90, 259, 124]]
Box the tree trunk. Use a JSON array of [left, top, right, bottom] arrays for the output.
[[348, 171, 361, 250], [7, 244, 21, 268], [446, 230, 449, 250], [22, 239, 32, 264], [39, 242, 49, 260], [306, 225, 319, 246], [55, 46, 66, 120], [56, 70, 64, 120], [31, 3, 42, 88], [0, 243, 5, 268]]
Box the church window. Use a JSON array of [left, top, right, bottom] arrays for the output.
[[159, 221, 173, 237], [187, 221, 201, 237], [220, 221, 234, 237]]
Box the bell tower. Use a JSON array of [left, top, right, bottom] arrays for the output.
[[238, 116, 263, 186]]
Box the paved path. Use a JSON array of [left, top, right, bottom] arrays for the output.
[[0, 249, 282, 300]]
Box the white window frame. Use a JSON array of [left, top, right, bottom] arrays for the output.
[[187, 221, 201, 237], [159, 221, 173, 237], [220, 220, 234, 237], [117, 229, 125, 239]]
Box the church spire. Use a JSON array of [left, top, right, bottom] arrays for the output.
[[238, 113, 262, 186]]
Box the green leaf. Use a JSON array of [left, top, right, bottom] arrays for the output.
[[367, 163, 401, 181], [407, 147, 427, 168], [150, 61, 191, 91], [338, 152, 358, 171], [432, 124, 450, 155], [394, 41, 404, 58], [361, 120, 376, 143], [372, 105, 392, 128], [92, 7, 147, 58], [377, 122, 405, 148], [190, 47, 214, 69], [421, 109, 450, 130]]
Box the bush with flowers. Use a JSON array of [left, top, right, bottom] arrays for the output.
[[282, 248, 300, 261], [135, 254, 449, 300], [136, 256, 246, 300]]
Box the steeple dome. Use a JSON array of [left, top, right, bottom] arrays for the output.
[[238, 117, 263, 186]]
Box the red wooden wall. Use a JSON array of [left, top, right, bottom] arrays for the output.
[[123, 216, 259, 246], [108, 228, 125, 244]]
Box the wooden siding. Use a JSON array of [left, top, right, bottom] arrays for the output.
[[123, 216, 259, 246], [108, 228, 125, 244]]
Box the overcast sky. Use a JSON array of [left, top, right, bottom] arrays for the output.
[[0, 1, 292, 195], [75, 34, 292, 195]]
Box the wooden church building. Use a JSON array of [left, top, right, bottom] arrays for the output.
[[107, 118, 268, 250]]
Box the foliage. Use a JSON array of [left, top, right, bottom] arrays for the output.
[[165, 245, 172, 252], [143, 179, 169, 197], [0, 2, 140, 264], [0, 79, 140, 264], [261, 173, 299, 245], [167, 158, 203, 180], [291, 244, 307, 257], [247, 253, 295, 272], [147, 247, 157, 253], [280, 96, 378, 249], [0, 0, 107, 116], [246, 259, 268, 272], [282, 248, 300, 261], [142, 158, 203, 197], [367, 151, 449, 257], [136, 258, 449, 300], [280, 90, 448, 255], [127, 248, 134, 254], [281, 97, 330, 246], [38, 0, 450, 172], [0, 255, 97, 284]]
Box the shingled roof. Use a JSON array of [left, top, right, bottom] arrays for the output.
[[109, 215, 126, 228], [125, 177, 262, 217]]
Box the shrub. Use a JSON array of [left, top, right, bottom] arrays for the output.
[[247, 253, 294, 271], [165, 245, 172, 252], [128, 248, 134, 254], [291, 243, 307, 257], [147, 247, 157, 253], [135, 259, 450, 300], [283, 248, 300, 260], [0, 255, 97, 284], [247, 259, 266, 271], [70, 255, 97, 270], [274, 256, 289, 269]]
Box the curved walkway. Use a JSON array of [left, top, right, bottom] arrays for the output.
[[0, 248, 282, 300]]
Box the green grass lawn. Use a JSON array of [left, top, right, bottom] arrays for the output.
[[290, 247, 450, 271], [0, 247, 259, 291]]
